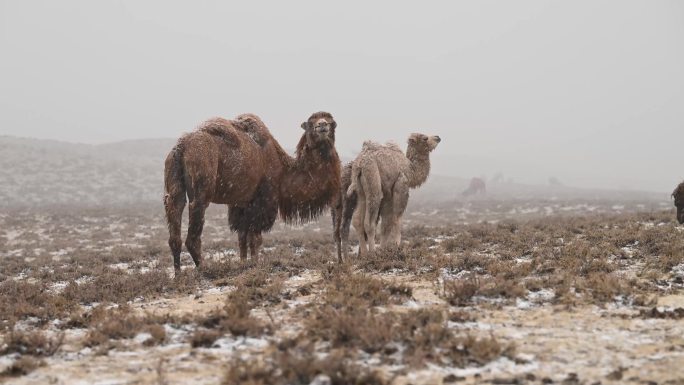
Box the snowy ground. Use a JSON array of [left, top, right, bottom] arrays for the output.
[[1, 199, 683, 384]]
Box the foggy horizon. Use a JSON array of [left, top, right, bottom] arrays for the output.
[[1, 1, 683, 192]]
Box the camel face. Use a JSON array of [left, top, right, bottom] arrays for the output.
[[313, 118, 332, 140], [301, 112, 337, 147], [408, 133, 441, 153]]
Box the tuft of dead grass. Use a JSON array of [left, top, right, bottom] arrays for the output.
[[222, 346, 388, 385], [0, 356, 45, 378], [1, 329, 64, 357]]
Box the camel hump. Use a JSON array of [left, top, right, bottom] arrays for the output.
[[196, 117, 240, 145], [234, 114, 271, 147], [361, 140, 381, 151], [383, 141, 403, 153], [360, 140, 403, 156]]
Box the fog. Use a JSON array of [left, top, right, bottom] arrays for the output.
[[1, 1, 682, 192]]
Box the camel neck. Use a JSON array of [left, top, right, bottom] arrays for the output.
[[278, 141, 341, 223], [405, 145, 431, 188]]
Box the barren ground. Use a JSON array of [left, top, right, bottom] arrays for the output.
[[1, 198, 683, 385]]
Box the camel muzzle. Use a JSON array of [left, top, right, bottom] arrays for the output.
[[678, 208, 684, 224]]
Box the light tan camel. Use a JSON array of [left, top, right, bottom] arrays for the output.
[[345, 133, 440, 256]]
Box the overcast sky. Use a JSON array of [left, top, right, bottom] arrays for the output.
[[1, 1, 682, 191]]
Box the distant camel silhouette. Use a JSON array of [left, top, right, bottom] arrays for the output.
[[462, 177, 486, 197]]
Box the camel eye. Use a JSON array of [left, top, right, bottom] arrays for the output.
[[422, 137, 428, 141]]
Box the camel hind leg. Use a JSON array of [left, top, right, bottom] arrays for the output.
[[164, 192, 186, 273], [389, 176, 410, 247], [360, 164, 382, 254], [186, 199, 209, 268], [340, 189, 357, 260], [352, 196, 367, 257], [378, 199, 393, 249], [164, 147, 187, 274]]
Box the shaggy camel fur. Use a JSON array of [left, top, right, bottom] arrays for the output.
[[462, 177, 486, 196], [164, 112, 340, 273], [344, 133, 440, 257], [673, 181, 684, 224]]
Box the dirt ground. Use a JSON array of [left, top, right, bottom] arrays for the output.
[[1, 198, 683, 385]]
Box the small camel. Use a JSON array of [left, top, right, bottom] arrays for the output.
[[673, 181, 684, 224], [343, 133, 440, 257], [164, 112, 341, 273]]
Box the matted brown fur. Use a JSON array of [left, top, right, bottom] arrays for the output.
[[673, 181, 684, 224], [164, 112, 341, 272]]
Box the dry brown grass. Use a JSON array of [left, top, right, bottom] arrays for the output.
[[0, 356, 44, 378], [1, 203, 681, 382], [62, 268, 177, 304], [223, 346, 387, 385], [78, 306, 173, 352], [442, 275, 526, 306], [1, 329, 63, 356]]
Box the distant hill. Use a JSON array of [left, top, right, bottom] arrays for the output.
[[0, 136, 669, 209], [0, 136, 176, 207], [410, 174, 668, 203]]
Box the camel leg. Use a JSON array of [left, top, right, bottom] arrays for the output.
[[164, 193, 186, 274], [238, 230, 249, 261], [358, 164, 382, 254], [248, 232, 262, 261], [389, 178, 410, 247], [332, 199, 342, 263], [341, 189, 357, 261], [364, 197, 381, 254], [353, 194, 367, 257], [378, 199, 394, 249], [185, 200, 208, 268]]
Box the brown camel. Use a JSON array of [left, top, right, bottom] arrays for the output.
[[164, 112, 341, 273], [673, 181, 684, 224], [462, 177, 486, 197]]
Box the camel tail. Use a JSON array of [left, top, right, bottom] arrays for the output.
[[164, 142, 187, 272], [164, 143, 187, 210]]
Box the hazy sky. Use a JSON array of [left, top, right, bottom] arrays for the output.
[[1, 1, 682, 191]]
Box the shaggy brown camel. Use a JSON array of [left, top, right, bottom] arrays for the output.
[[164, 112, 341, 273], [462, 177, 486, 196], [342, 133, 440, 257], [673, 181, 684, 224]]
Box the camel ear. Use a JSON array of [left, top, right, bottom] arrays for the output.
[[301, 122, 311, 130], [330, 120, 337, 130]]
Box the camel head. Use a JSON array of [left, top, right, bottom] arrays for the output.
[[301, 111, 337, 148], [673, 182, 684, 224], [408, 133, 441, 154]]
